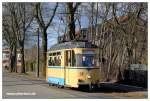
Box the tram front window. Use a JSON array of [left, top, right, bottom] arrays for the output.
[[76, 54, 96, 67], [82, 55, 96, 66]]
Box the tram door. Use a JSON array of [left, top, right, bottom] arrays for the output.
[[64, 50, 70, 85], [64, 50, 75, 86]]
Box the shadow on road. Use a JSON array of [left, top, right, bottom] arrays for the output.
[[69, 83, 147, 93]]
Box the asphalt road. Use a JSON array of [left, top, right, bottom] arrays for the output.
[[2, 71, 120, 99]]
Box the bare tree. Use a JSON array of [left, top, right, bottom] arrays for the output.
[[2, 16, 17, 72], [66, 2, 81, 40], [3, 3, 18, 72], [82, 2, 147, 81], [33, 3, 58, 77], [3, 3, 34, 73]]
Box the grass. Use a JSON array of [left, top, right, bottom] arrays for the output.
[[18, 72, 29, 75]]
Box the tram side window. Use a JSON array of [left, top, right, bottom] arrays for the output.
[[57, 55, 61, 66], [48, 52, 61, 66], [48, 57, 53, 65], [48, 53, 53, 66], [66, 50, 76, 66]]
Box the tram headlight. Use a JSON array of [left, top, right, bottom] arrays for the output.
[[87, 75, 91, 79]]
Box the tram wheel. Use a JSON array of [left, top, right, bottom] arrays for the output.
[[88, 85, 95, 92], [48, 83, 52, 86], [57, 84, 64, 88], [60, 85, 64, 88], [48, 83, 54, 86]]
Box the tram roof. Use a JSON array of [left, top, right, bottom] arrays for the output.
[[48, 41, 97, 51]]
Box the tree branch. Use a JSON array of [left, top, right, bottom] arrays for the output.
[[45, 2, 58, 29]]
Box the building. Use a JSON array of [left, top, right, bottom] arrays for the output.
[[2, 48, 10, 69], [2, 48, 21, 71]]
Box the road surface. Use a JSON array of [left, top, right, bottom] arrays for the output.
[[2, 71, 119, 99]]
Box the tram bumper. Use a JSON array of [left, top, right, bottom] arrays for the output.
[[78, 79, 99, 90]]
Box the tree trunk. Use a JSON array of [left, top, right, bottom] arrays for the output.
[[68, 13, 75, 40], [67, 3, 75, 40], [42, 29, 47, 77], [12, 45, 17, 72], [9, 45, 17, 72], [20, 41, 25, 73], [9, 48, 13, 72]]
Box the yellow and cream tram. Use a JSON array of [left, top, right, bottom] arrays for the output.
[[46, 41, 100, 90]]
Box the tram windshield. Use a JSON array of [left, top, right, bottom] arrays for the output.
[[82, 55, 96, 66], [76, 50, 97, 67]]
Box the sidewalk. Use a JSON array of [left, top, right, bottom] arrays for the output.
[[4, 70, 46, 82]]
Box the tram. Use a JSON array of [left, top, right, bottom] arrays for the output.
[[46, 41, 100, 90]]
